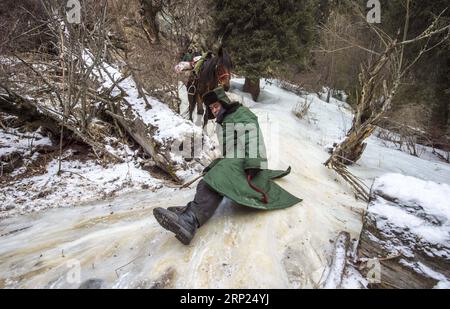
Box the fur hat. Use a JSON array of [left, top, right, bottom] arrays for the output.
[[203, 86, 231, 107]]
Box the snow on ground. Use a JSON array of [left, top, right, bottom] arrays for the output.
[[341, 266, 369, 289], [399, 259, 450, 289], [0, 77, 449, 288], [0, 127, 52, 158], [0, 119, 167, 219], [365, 173, 450, 287], [321, 232, 352, 289], [0, 89, 205, 218], [0, 55, 215, 218], [372, 173, 450, 256], [0, 151, 164, 219]]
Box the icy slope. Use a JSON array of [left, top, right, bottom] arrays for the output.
[[0, 79, 448, 288]]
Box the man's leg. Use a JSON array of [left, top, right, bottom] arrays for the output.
[[154, 180, 222, 245], [189, 180, 223, 226]]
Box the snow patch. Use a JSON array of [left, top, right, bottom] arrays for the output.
[[400, 259, 450, 289], [0, 154, 162, 218], [371, 173, 450, 252], [0, 128, 52, 157]]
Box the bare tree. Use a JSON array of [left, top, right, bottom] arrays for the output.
[[0, 0, 185, 182], [323, 1, 450, 200]]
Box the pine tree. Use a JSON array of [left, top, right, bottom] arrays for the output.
[[213, 0, 317, 100]]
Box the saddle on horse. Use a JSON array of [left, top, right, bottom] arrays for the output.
[[186, 51, 214, 96]]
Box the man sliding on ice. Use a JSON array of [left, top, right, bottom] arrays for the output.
[[153, 87, 302, 245]]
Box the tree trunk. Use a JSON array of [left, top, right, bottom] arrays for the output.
[[322, 231, 351, 289], [0, 91, 122, 163], [243, 78, 260, 101], [106, 106, 181, 184], [326, 88, 333, 103], [358, 205, 448, 289], [140, 0, 162, 44], [331, 124, 375, 165], [0, 93, 61, 138]]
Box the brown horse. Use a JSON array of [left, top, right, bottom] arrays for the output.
[[187, 47, 232, 126]]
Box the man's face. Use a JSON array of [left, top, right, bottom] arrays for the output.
[[209, 102, 222, 118]]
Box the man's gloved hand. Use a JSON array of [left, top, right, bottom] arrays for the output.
[[245, 168, 261, 179]]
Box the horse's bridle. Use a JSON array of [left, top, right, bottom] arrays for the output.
[[218, 73, 230, 86], [216, 64, 231, 87]]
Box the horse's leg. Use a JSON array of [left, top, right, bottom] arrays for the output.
[[202, 110, 209, 129], [188, 94, 195, 121], [196, 93, 204, 115], [201, 88, 211, 129], [194, 93, 204, 126], [186, 75, 197, 121]]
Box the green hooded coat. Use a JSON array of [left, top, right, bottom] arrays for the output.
[[203, 89, 302, 210]]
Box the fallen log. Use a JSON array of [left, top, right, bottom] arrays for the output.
[[106, 108, 181, 183], [0, 90, 122, 163], [322, 231, 351, 289], [0, 92, 60, 137], [357, 205, 449, 289]]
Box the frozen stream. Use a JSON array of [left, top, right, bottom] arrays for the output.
[[2, 79, 415, 288]]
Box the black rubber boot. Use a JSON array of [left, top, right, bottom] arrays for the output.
[[167, 206, 187, 215], [154, 180, 222, 245], [153, 206, 199, 245]]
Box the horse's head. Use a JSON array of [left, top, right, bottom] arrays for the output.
[[216, 47, 232, 91]]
